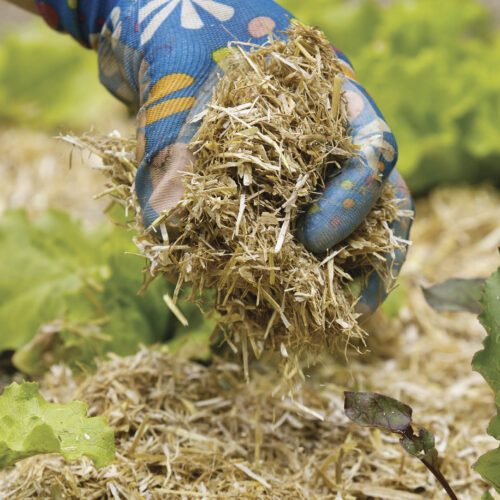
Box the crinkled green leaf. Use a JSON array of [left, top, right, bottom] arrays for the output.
[[0, 382, 114, 469], [473, 267, 500, 395], [472, 265, 500, 491], [12, 322, 81, 377], [423, 278, 485, 314], [60, 252, 173, 363], [0, 210, 109, 352]]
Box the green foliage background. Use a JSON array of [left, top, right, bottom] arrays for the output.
[[1, 0, 499, 192], [278, 0, 500, 193], [0, 207, 212, 374], [0, 209, 173, 373], [0, 23, 113, 130]]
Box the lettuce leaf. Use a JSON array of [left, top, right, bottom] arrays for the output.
[[0, 209, 171, 373], [0, 382, 114, 469]]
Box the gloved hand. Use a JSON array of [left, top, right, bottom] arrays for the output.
[[34, 0, 413, 315]]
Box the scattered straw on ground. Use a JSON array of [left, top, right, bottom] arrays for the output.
[[1, 186, 498, 500], [65, 23, 408, 374]]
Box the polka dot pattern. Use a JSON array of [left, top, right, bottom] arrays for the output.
[[342, 198, 355, 209], [248, 16, 276, 38]]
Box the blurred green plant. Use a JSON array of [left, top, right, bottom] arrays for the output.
[[279, 0, 500, 194], [472, 266, 500, 491], [3, 3, 499, 191], [0, 21, 114, 130], [0, 208, 213, 375], [421, 262, 500, 492]]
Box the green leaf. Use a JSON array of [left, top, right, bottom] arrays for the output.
[[0, 207, 215, 375], [344, 391, 458, 499], [12, 322, 82, 377], [0, 209, 172, 374], [167, 317, 216, 361], [473, 267, 500, 394], [344, 391, 412, 432], [489, 392, 500, 440], [400, 427, 437, 466], [381, 281, 406, 318], [475, 449, 500, 493], [0, 382, 114, 469], [0, 210, 108, 352], [422, 278, 485, 314], [166, 291, 216, 361], [472, 265, 500, 491]]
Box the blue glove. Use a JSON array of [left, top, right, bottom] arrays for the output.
[[34, 0, 413, 314]]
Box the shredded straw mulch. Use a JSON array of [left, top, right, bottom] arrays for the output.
[[2, 22, 494, 500], [64, 23, 408, 375], [0, 188, 498, 498]]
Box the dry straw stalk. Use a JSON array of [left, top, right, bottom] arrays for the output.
[[2, 185, 497, 500], [66, 23, 406, 372]]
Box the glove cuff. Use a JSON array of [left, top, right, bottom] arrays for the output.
[[34, 0, 116, 49]]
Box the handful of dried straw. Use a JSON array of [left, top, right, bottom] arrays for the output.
[[71, 23, 404, 375]]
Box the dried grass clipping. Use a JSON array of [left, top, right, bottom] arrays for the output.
[[2, 185, 498, 497], [0, 317, 493, 500], [67, 23, 406, 370]]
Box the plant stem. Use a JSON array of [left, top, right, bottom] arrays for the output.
[[421, 457, 458, 500]]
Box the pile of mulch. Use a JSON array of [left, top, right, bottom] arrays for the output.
[[1, 186, 498, 498], [64, 23, 409, 377]]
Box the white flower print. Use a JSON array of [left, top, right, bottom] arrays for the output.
[[139, 0, 235, 45]]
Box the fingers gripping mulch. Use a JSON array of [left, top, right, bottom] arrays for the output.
[[64, 24, 407, 376]]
